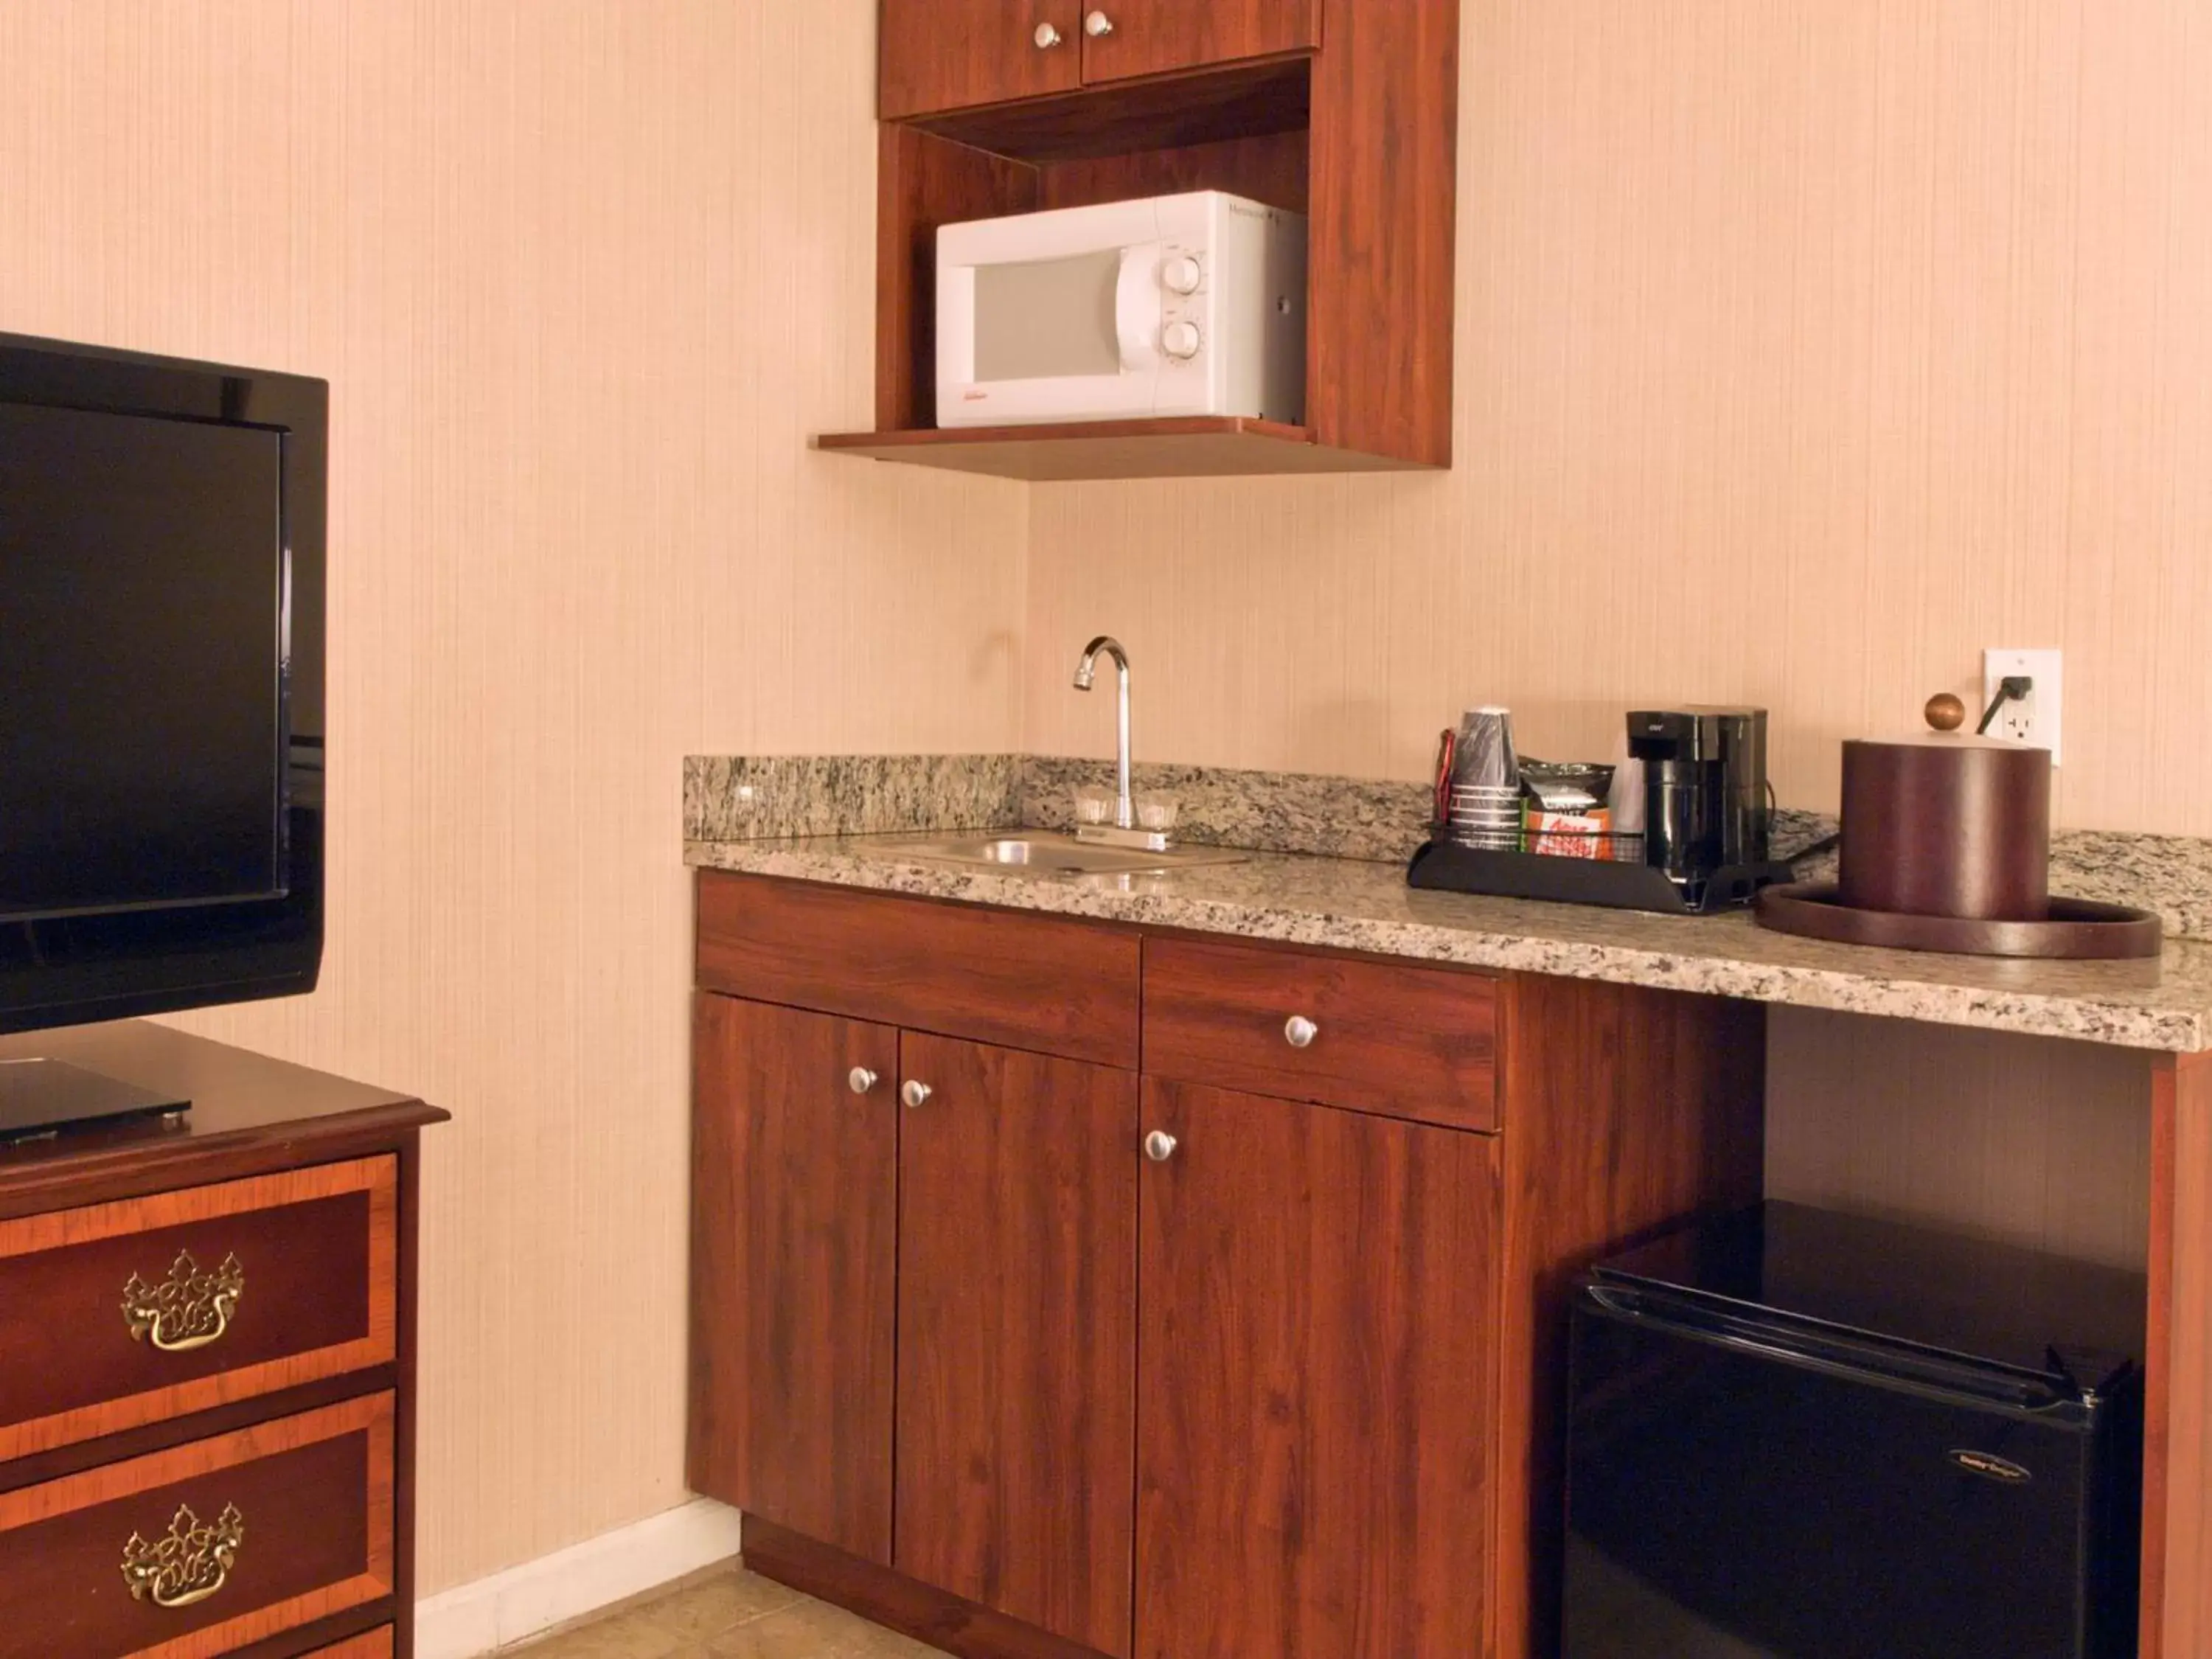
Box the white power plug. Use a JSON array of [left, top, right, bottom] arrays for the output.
[[1982, 648, 2063, 766]]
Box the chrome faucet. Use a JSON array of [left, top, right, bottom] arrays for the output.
[[1072, 636, 1134, 831]]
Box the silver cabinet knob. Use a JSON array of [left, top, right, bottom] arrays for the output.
[[1144, 1130, 1178, 1162], [1085, 10, 1115, 35], [901, 1079, 933, 1109], [848, 1068, 879, 1096], [1034, 21, 1063, 47], [1284, 1015, 1318, 1048]]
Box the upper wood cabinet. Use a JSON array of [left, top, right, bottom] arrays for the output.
[[880, 1, 1083, 122], [837, 0, 1458, 479], [1079, 0, 1323, 86], [880, 0, 1321, 119]]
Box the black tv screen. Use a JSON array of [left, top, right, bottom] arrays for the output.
[[0, 333, 325, 1035], [0, 403, 288, 920]]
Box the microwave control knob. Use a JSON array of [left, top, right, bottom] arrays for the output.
[[1034, 21, 1063, 48], [1162, 320, 1202, 359], [1162, 255, 1203, 295]]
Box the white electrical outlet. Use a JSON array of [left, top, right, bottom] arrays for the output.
[[1982, 648, 2064, 765]]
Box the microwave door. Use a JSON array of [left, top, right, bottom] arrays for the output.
[[937, 244, 1166, 428]]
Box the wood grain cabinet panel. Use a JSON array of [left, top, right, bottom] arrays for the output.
[[689, 995, 898, 1566], [1079, 0, 1321, 86], [0, 1158, 397, 1462], [696, 874, 1141, 1069], [0, 1392, 393, 1659], [881, 0, 1084, 120], [300, 1631, 392, 1659], [1135, 1079, 1498, 1658], [894, 1034, 1138, 1658], [1142, 935, 1499, 1129]]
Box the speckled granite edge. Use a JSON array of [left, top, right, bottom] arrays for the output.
[[684, 754, 2212, 940], [683, 755, 1023, 841], [683, 838, 2212, 1053]]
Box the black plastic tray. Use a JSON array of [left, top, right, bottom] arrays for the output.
[[1405, 837, 1798, 916]]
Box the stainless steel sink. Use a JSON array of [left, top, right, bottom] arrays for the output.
[[883, 832, 1246, 877]]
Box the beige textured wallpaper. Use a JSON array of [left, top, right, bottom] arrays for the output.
[[0, 0, 1026, 1593], [1025, 0, 2212, 835], [1767, 1009, 2153, 1270]]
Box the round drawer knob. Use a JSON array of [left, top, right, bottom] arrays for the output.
[[848, 1067, 879, 1096], [1034, 21, 1063, 48], [1085, 10, 1115, 36], [901, 1079, 933, 1109], [1144, 1130, 1178, 1162], [1284, 1015, 1318, 1048]]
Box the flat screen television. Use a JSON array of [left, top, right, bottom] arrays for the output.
[[0, 333, 327, 1075]]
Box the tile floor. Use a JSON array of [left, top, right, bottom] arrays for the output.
[[512, 1562, 942, 1658]]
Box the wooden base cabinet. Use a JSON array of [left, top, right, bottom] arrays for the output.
[[689, 995, 898, 1565], [895, 1035, 1138, 1657], [692, 872, 1764, 1659], [1135, 1079, 1498, 1658], [688, 989, 1139, 1652]]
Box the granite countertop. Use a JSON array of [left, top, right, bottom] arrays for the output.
[[685, 832, 2212, 1054]]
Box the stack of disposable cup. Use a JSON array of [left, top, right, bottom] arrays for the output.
[[1450, 706, 1522, 850]]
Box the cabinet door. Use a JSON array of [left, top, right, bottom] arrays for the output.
[[688, 995, 898, 1565], [1135, 1079, 1499, 1658], [1079, 0, 1322, 86], [880, 0, 1084, 120], [896, 1033, 1139, 1658]]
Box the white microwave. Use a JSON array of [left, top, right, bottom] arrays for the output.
[[936, 190, 1307, 428]]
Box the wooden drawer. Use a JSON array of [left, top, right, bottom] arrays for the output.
[[1142, 938, 1500, 1130], [696, 873, 1140, 1068], [0, 1158, 397, 1461], [304, 1630, 392, 1658], [0, 1392, 394, 1659]]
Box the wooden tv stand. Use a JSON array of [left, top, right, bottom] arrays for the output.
[[0, 1020, 445, 1659]]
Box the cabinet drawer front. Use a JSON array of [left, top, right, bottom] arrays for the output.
[[0, 1392, 394, 1659], [1143, 937, 1498, 1130], [696, 874, 1140, 1068], [0, 1158, 397, 1462], [303, 1631, 392, 1659]]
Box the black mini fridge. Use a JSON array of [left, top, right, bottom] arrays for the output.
[[1563, 1203, 2145, 1659]]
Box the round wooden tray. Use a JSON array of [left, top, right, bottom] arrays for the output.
[[1753, 883, 2163, 959]]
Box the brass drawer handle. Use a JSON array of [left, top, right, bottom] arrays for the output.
[[122, 1502, 246, 1609], [122, 1250, 245, 1353]]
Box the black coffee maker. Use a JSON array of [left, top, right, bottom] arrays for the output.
[[1627, 707, 1771, 890]]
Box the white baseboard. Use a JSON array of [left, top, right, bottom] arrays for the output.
[[414, 1498, 745, 1658]]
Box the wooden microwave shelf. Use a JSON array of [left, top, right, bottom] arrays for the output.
[[813, 417, 1435, 482]]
